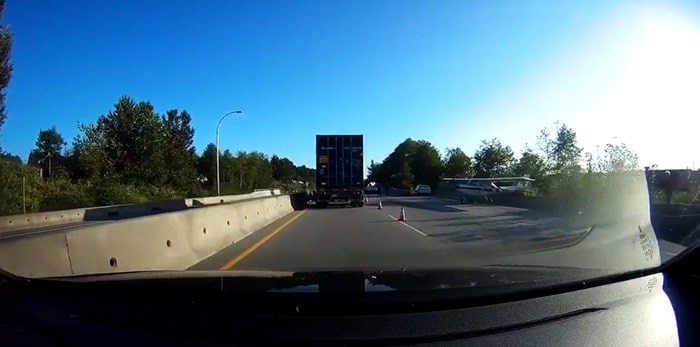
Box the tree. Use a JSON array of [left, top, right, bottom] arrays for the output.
[[512, 148, 546, 179], [409, 140, 443, 187], [295, 164, 315, 187], [69, 121, 108, 180], [28, 126, 66, 179], [376, 138, 418, 187], [584, 151, 597, 174], [72, 96, 168, 185], [397, 161, 414, 190], [369, 158, 392, 185], [234, 151, 273, 191], [601, 143, 639, 173], [473, 139, 515, 178], [538, 122, 582, 175], [249, 151, 274, 189], [64, 145, 89, 181], [161, 109, 197, 192], [220, 149, 238, 191], [0, 0, 12, 150], [0, 151, 20, 164], [197, 143, 217, 188], [443, 147, 474, 177], [35, 126, 65, 155], [271, 155, 296, 182], [367, 160, 380, 182], [367, 138, 445, 188]]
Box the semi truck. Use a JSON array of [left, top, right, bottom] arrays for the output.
[[315, 134, 365, 207]]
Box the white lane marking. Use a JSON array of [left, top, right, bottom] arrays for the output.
[[387, 214, 428, 237]]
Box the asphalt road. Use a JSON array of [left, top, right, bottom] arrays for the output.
[[191, 195, 594, 271]]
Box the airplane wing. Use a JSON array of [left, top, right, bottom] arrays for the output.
[[441, 176, 535, 182]]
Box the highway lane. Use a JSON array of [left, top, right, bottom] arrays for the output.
[[192, 205, 467, 271], [192, 195, 593, 271], [379, 196, 590, 246]]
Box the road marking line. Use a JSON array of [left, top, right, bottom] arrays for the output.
[[387, 214, 428, 237], [219, 211, 306, 270]]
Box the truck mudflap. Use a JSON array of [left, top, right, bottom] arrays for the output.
[[315, 190, 365, 208]]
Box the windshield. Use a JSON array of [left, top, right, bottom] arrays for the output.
[[0, 0, 699, 294]]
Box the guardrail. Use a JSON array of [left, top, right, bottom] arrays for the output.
[[0, 191, 297, 278]]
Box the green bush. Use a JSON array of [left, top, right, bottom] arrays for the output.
[[38, 179, 94, 211], [218, 183, 252, 196], [88, 183, 185, 206], [0, 160, 275, 215], [139, 184, 180, 201], [0, 160, 43, 215], [89, 183, 151, 206]]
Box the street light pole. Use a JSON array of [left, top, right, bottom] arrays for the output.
[[216, 110, 243, 196]]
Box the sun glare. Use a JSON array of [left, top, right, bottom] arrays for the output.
[[444, 4, 700, 169], [604, 6, 700, 168]]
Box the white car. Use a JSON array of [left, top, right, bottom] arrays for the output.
[[414, 184, 432, 195]]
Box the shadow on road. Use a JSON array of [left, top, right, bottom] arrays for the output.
[[403, 205, 581, 245], [364, 194, 583, 246], [381, 198, 464, 213], [423, 230, 485, 243]]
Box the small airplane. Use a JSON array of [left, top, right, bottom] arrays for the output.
[[441, 176, 535, 198]]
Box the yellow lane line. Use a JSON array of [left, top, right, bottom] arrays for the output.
[[219, 210, 306, 270]]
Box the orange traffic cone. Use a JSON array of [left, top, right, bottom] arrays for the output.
[[398, 207, 407, 221], [377, 200, 383, 209]]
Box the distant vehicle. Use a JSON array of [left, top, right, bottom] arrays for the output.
[[364, 185, 381, 196], [414, 184, 432, 195], [315, 135, 365, 207]]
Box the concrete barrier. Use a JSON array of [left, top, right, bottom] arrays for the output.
[[187, 189, 282, 206], [0, 189, 284, 234], [0, 207, 88, 232], [0, 199, 189, 233], [0, 194, 295, 277], [0, 232, 74, 277]]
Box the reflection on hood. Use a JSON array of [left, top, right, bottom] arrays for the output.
[[51, 267, 613, 294], [264, 267, 610, 293]]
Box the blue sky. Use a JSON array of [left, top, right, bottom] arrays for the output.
[[2, 0, 700, 169]]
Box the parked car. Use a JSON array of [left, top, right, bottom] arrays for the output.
[[414, 184, 432, 195], [364, 186, 381, 196]]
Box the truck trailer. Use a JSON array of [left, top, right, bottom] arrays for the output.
[[315, 134, 364, 207]]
